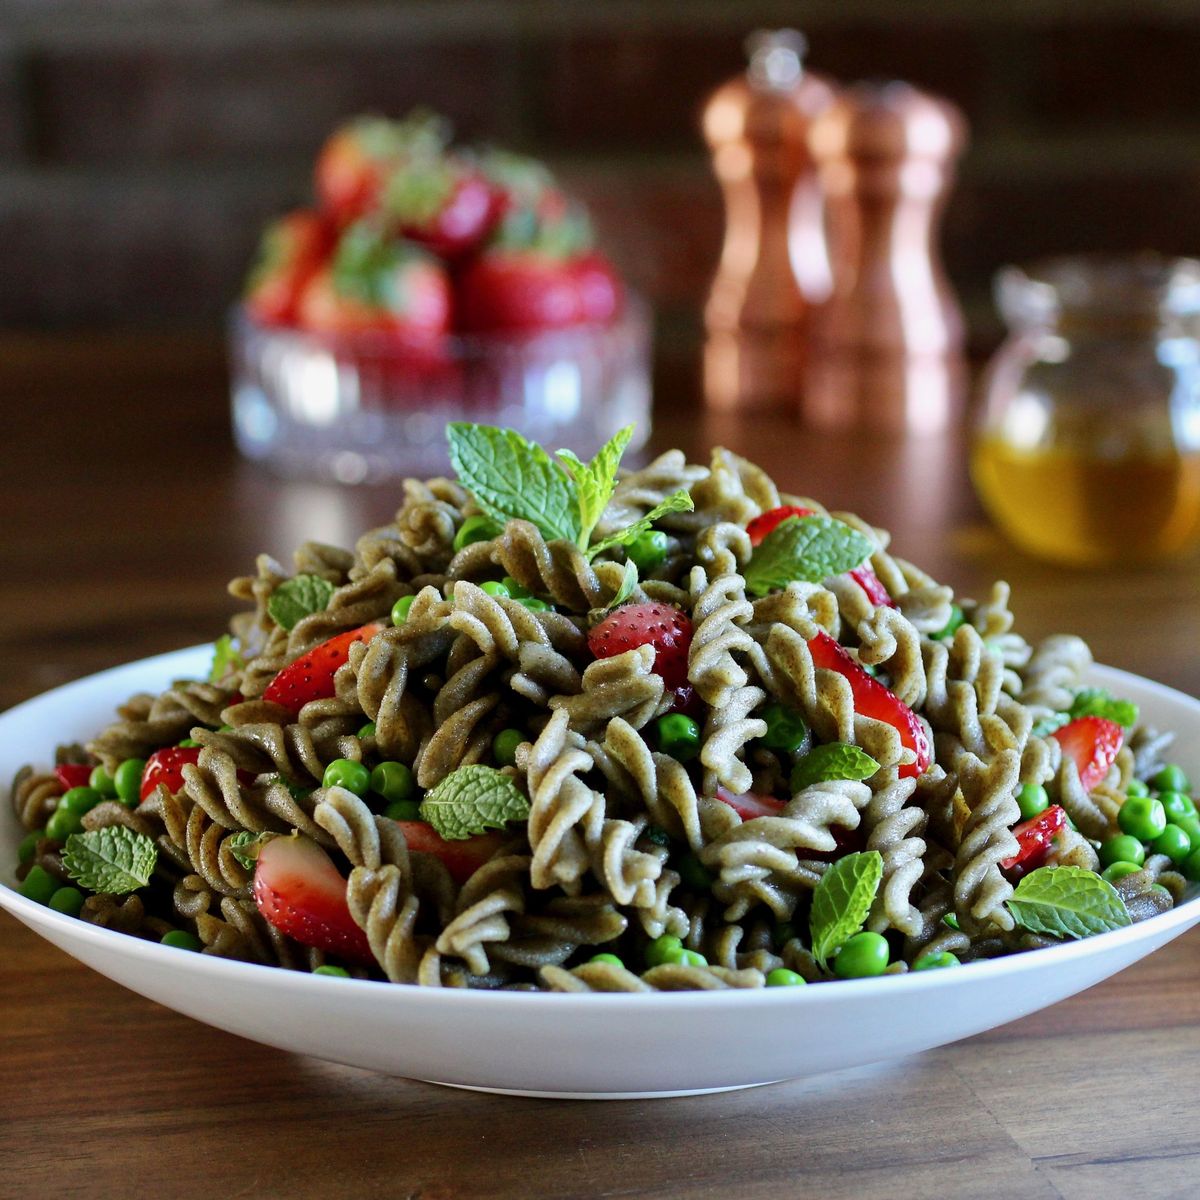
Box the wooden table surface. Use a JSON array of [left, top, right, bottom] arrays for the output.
[[3, 334, 1200, 1200]]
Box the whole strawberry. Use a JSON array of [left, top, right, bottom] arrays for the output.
[[587, 602, 693, 693]]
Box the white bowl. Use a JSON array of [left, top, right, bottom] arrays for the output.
[[2, 647, 1198, 1099]]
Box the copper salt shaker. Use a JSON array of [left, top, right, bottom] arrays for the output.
[[702, 30, 836, 413], [804, 82, 967, 435]]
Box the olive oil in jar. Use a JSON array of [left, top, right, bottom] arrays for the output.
[[971, 438, 1200, 566]]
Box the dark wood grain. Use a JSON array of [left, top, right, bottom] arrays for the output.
[[2, 333, 1199, 1200]]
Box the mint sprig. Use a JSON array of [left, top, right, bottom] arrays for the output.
[[446, 423, 694, 561], [419, 765, 531, 841], [226, 830, 274, 869], [1068, 688, 1139, 729], [790, 743, 880, 792], [62, 827, 157, 895], [267, 574, 336, 632], [1006, 865, 1132, 940], [743, 515, 875, 598], [209, 634, 245, 685], [809, 850, 883, 969]]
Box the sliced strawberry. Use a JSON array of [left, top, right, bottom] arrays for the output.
[[807, 631, 930, 779], [263, 622, 384, 718], [253, 835, 375, 964], [396, 821, 505, 885], [715, 787, 786, 821], [1051, 716, 1124, 792], [55, 763, 95, 791], [587, 602, 693, 693], [1000, 804, 1067, 875], [746, 506, 892, 607], [140, 746, 254, 802]]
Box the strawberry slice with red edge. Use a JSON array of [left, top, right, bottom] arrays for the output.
[[252, 834, 375, 965], [55, 763, 95, 791], [1000, 804, 1067, 876], [587, 602, 693, 693], [263, 622, 384, 718], [807, 631, 931, 779], [715, 787, 786, 821], [746, 505, 893, 608], [1051, 716, 1124, 792], [396, 821, 506, 885], [140, 746, 255, 802]]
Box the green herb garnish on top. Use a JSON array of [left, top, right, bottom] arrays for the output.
[[419, 764, 531, 840], [446, 423, 693, 559], [808, 850, 884, 970], [61, 826, 158, 895], [267, 573, 336, 631], [743, 514, 875, 598]]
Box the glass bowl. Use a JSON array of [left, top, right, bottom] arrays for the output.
[[228, 299, 652, 483]]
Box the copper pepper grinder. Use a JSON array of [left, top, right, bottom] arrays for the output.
[[804, 82, 967, 435], [702, 30, 836, 413]]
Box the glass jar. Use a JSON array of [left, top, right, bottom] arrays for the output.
[[972, 254, 1200, 566]]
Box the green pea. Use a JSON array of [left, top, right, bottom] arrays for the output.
[[383, 799, 422, 821], [1099, 835, 1146, 868], [664, 947, 707, 968], [19, 865, 60, 905], [1101, 861, 1143, 884], [1181, 847, 1200, 883], [833, 931, 890, 979], [765, 968, 807, 987], [500, 576, 531, 598], [626, 529, 669, 573], [45, 807, 84, 842], [758, 703, 810, 754], [772, 921, 797, 951], [589, 953, 624, 967], [912, 951, 960, 971], [1151, 824, 1192, 864], [161, 930, 203, 952], [59, 786, 103, 816], [453, 515, 499, 552], [113, 758, 146, 806], [654, 713, 701, 763], [1173, 815, 1200, 846], [88, 766, 117, 798], [1152, 764, 1190, 795], [479, 580, 511, 598], [357, 721, 377, 739], [17, 830, 43, 864], [1159, 790, 1195, 824], [645, 934, 683, 967], [48, 887, 85, 917], [676, 851, 713, 892], [177, 738, 201, 748], [516, 596, 552, 612], [312, 964, 350, 977], [323, 758, 370, 796], [492, 728, 525, 768], [1016, 782, 1050, 821], [1124, 778, 1150, 799], [1149, 883, 1173, 902], [391, 595, 416, 625], [369, 761, 414, 805], [1118, 795, 1167, 842], [930, 604, 965, 642]]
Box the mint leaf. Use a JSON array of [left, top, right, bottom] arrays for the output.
[[267, 574, 336, 632], [587, 490, 694, 561], [809, 850, 883, 969], [226, 830, 274, 869], [447, 423, 579, 544], [1068, 688, 1139, 729], [1007, 865, 1132, 939], [559, 425, 633, 550], [593, 558, 639, 618], [209, 634, 245, 685], [790, 743, 880, 792], [743, 515, 875, 598], [62, 827, 157, 895], [419, 764, 531, 840]]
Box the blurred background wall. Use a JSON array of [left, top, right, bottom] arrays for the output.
[[1, 0, 1199, 388]]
